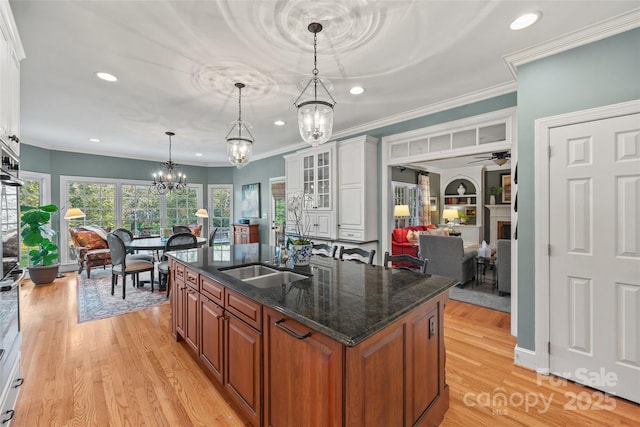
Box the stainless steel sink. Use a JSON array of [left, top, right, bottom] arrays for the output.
[[243, 271, 308, 288], [221, 264, 309, 288], [221, 264, 280, 280]]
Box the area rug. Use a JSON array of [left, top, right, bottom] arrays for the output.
[[448, 276, 511, 313], [77, 270, 168, 323]]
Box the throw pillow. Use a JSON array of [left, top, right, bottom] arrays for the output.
[[74, 231, 108, 250], [406, 229, 419, 243]]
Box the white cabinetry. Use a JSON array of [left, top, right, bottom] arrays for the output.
[[0, 0, 24, 156], [337, 135, 378, 242], [284, 143, 337, 240]]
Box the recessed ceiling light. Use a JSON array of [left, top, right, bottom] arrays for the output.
[[349, 86, 365, 95], [510, 11, 541, 30], [195, 153, 203, 157], [274, 120, 285, 126], [88, 138, 100, 142], [96, 72, 118, 82]]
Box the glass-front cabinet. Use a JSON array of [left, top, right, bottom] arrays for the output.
[[302, 149, 332, 210]]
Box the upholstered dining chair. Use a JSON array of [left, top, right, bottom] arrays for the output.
[[208, 227, 218, 247], [112, 228, 156, 262], [172, 225, 192, 235], [158, 232, 198, 297], [383, 251, 427, 273], [312, 243, 337, 258], [106, 233, 155, 299], [338, 246, 375, 265]]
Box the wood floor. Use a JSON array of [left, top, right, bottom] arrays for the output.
[[13, 273, 640, 426]]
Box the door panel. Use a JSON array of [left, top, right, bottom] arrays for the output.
[[549, 113, 640, 403]]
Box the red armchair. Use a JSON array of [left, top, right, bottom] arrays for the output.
[[391, 225, 435, 258]]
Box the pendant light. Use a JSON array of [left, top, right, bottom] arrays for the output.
[[294, 22, 336, 147], [226, 82, 254, 168], [151, 131, 187, 194]]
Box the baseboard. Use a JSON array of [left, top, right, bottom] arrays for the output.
[[514, 345, 548, 374]]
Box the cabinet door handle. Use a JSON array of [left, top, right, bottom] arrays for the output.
[[13, 378, 24, 388], [2, 409, 15, 424], [274, 319, 311, 340], [8, 135, 19, 143]]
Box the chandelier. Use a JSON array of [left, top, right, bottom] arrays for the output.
[[151, 131, 187, 195], [226, 82, 254, 168], [294, 22, 336, 147]]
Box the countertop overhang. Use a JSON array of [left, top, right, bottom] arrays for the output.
[[168, 244, 455, 346]]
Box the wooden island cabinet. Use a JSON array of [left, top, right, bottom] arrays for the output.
[[169, 246, 452, 426]]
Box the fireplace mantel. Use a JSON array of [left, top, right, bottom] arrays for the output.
[[486, 204, 511, 244]]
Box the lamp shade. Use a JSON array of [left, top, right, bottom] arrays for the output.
[[442, 209, 459, 220], [195, 208, 209, 218], [394, 205, 410, 217], [64, 208, 86, 220]]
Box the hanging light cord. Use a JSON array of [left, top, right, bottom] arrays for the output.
[[167, 133, 172, 163], [238, 84, 243, 139], [313, 31, 319, 101]]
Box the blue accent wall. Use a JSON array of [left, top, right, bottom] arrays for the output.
[[516, 28, 640, 350]]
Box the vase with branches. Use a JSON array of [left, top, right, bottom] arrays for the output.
[[286, 192, 313, 265]]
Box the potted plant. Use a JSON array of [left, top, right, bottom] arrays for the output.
[[286, 192, 313, 266], [489, 186, 503, 205], [21, 203, 60, 285]]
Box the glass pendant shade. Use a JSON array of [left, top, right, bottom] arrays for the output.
[[296, 79, 334, 146], [227, 82, 254, 168], [295, 22, 336, 147]]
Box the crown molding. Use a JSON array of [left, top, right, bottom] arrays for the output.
[[504, 8, 640, 78], [330, 81, 517, 141]]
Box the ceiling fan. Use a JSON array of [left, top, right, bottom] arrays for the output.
[[469, 151, 511, 166]]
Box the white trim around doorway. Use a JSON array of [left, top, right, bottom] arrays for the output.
[[518, 98, 640, 373]]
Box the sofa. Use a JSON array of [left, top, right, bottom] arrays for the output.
[[391, 224, 436, 258], [68, 226, 112, 278], [418, 234, 477, 286]]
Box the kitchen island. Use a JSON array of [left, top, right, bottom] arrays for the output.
[[167, 244, 455, 427]]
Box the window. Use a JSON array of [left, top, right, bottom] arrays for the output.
[[122, 184, 160, 233], [209, 185, 233, 243], [165, 187, 199, 228], [392, 182, 420, 228], [60, 176, 203, 264], [19, 172, 51, 267]]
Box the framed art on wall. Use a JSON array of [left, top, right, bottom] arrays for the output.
[[241, 183, 260, 218], [501, 174, 512, 203]]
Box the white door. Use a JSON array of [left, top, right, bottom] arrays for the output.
[[549, 113, 640, 402]]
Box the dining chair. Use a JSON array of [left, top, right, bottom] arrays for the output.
[[113, 228, 155, 262], [312, 243, 337, 258], [339, 246, 375, 265], [172, 225, 192, 235], [208, 227, 218, 247], [106, 233, 155, 299], [383, 251, 427, 273], [158, 232, 198, 297]]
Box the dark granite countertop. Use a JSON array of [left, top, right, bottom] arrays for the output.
[[168, 243, 455, 346]]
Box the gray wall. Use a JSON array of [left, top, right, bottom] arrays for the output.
[[516, 28, 640, 350]]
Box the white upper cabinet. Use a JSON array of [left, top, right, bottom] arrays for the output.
[[337, 136, 378, 242], [285, 137, 379, 243], [0, 0, 24, 156]]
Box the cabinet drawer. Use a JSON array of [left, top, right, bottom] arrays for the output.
[[225, 290, 262, 331], [186, 268, 199, 290], [200, 276, 224, 306], [339, 228, 363, 240], [174, 262, 185, 281]]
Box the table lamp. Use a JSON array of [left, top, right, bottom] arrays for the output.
[[195, 208, 208, 218], [442, 209, 459, 226], [394, 204, 410, 227], [64, 207, 85, 220]]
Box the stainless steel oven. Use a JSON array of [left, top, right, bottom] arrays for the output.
[[0, 147, 24, 424]]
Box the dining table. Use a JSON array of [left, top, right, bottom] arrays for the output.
[[125, 236, 207, 252], [124, 236, 207, 289]]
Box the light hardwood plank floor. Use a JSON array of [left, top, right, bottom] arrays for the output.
[[13, 273, 639, 426]]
